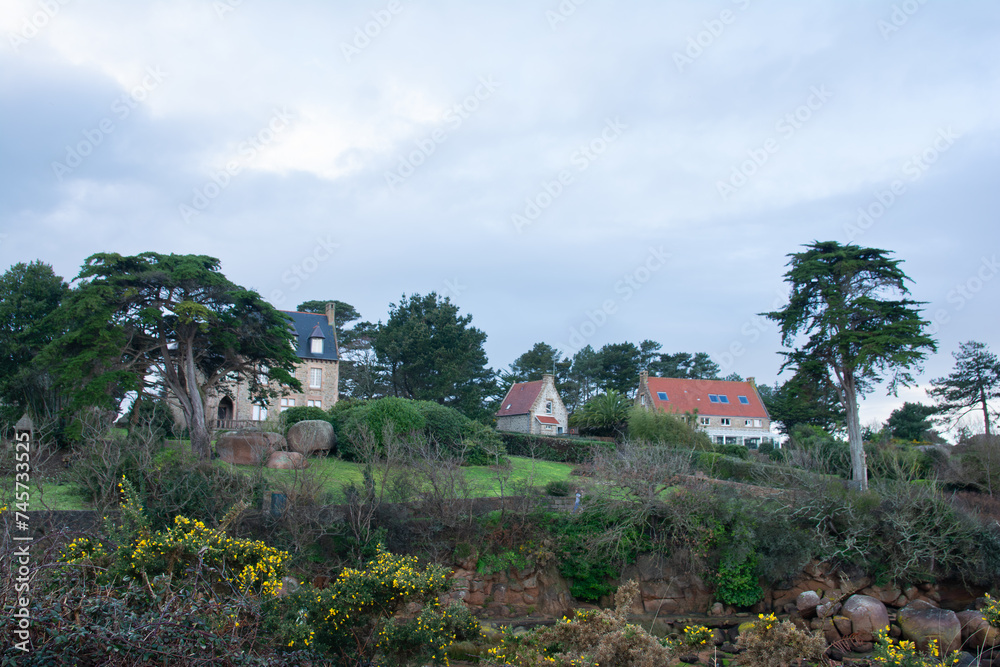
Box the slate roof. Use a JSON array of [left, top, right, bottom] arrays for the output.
[[496, 380, 544, 417], [644, 377, 768, 419], [281, 310, 338, 361]]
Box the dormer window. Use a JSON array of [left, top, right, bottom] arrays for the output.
[[308, 323, 326, 354]]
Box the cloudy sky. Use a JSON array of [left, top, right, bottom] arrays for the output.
[[2, 0, 999, 433]]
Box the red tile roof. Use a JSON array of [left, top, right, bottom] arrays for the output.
[[535, 415, 560, 425], [496, 380, 544, 417], [645, 377, 769, 419]]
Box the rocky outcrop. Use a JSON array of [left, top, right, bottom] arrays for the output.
[[898, 600, 962, 654], [957, 610, 1000, 651], [441, 563, 572, 619], [841, 594, 890, 640], [266, 451, 309, 470], [216, 430, 275, 465], [287, 420, 335, 456]]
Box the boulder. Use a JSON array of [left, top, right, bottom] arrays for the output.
[[216, 430, 274, 465], [287, 420, 335, 455], [797, 590, 823, 617], [898, 601, 962, 654], [266, 451, 309, 470], [842, 594, 890, 639], [264, 432, 287, 450], [956, 610, 1000, 650]]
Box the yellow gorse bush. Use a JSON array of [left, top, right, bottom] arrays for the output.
[[59, 475, 289, 598], [871, 628, 962, 667], [983, 593, 1000, 628]]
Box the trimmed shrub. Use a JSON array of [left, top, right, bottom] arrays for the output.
[[627, 406, 713, 449], [498, 432, 614, 463], [545, 480, 572, 497], [715, 443, 749, 460]]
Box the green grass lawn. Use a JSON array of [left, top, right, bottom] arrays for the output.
[[225, 455, 576, 504], [0, 477, 89, 511]]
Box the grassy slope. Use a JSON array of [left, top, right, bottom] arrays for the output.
[[23, 453, 576, 510]]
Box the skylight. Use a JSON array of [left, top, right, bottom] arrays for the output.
[[657, 392, 668, 401], [738, 395, 749, 404], [719, 395, 729, 403], [708, 394, 719, 403]]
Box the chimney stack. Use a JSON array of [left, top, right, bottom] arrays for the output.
[[325, 302, 336, 327]]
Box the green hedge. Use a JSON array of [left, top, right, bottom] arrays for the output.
[[498, 432, 614, 463]]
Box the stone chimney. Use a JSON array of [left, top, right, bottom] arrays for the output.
[[325, 302, 336, 327], [747, 376, 756, 387]]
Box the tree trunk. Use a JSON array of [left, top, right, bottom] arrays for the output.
[[982, 387, 992, 438], [842, 374, 868, 492], [184, 341, 212, 461]]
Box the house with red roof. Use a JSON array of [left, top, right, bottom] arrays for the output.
[[496, 374, 568, 435], [635, 371, 774, 447]]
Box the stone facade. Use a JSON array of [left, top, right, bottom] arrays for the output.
[[495, 374, 569, 435], [202, 304, 340, 428]]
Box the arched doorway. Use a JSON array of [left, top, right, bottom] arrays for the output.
[[217, 396, 234, 423]]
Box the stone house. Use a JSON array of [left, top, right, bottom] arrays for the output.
[[495, 374, 568, 436], [634, 371, 774, 447], [205, 303, 340, 427]]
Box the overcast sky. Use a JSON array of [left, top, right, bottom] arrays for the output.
[[2, 1, 999, 433]]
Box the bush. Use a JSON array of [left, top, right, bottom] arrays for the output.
[[280, 406, 332, 433], [262, 547, 467, 665], [498, 432, 613, 463], [339, 397, 427, 459], [870, 627, 962, 667], [123, 397, 178, 439], [545, 480, 572, 497], [715, 553, 763, 607], [482, 581, 673, 667], [736, 613, 825, 667], [715, 443, 749, 459], [627, 406, 712, 449]]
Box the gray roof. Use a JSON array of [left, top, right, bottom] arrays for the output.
[[281, 311, 339, 361]]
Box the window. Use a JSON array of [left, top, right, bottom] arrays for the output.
[[720, 418, 731, 426], [738, 395, 749, 405], [725, 436, 738, 445], [656, 391, 668, 401], [718, 395, 729, 404], [641, 394, 646, 405], [557, 426, 563, 434], [754, 419, 762, 427], [310, 338, 323, 354], [309, 368, 322, 389], [280, 398, 295, 412], [700, 416, 710, 425], [715, 436, 724, 444], [708, 394, 719, 403], [307, 399, 322, 408], [252, 405, 268, 421], [745, 419, 753, 427], [545, 400, 553, 414]]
